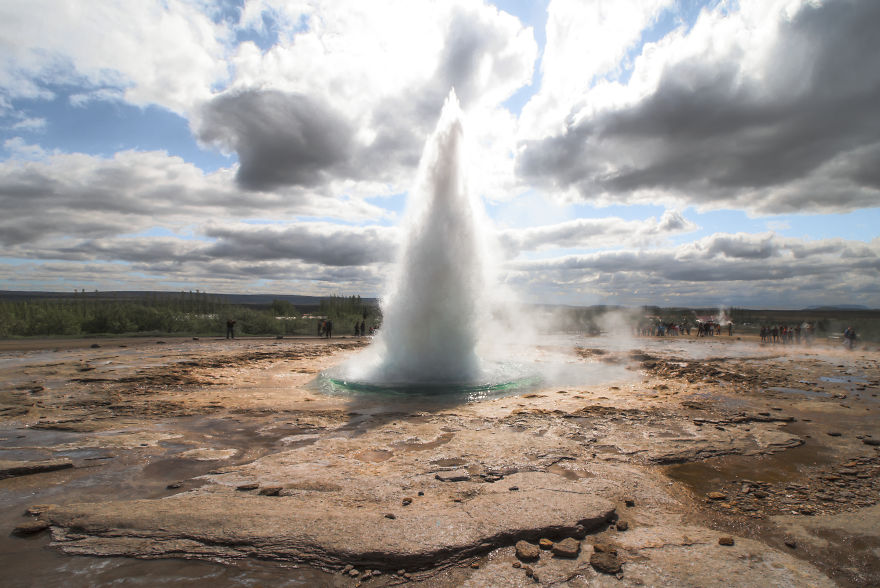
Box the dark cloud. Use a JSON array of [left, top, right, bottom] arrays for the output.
[[198, 89, 355, 191], [202, 224, 396, 266], [6, 222, 397, 276], [0, 149, 387, 249], [517, 0, 880, 214], [436, 5, 532, 108], [197, 3, 533, 193], [513, 233, 879, 283]]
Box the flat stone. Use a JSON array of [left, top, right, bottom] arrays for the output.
[[719, 536, 735, 546], [538, 538, 554, 549], [258, 486, 282, 496], [236, 483, 259, 491], [863, 439, 880, 446], [707, 492, 728, 500], [435, 470, 471, 482], [551, 537, 580, 558], [515, 540, 541, 561], [0, 459, 73, 479]]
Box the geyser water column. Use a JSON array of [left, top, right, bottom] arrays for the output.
[[367, 90, 488, 384]]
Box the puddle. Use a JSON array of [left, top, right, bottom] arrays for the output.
[[0, 413, 338, 586], [820, 376, 868, 384], [665, 433, 832, 492], [394, 432, 455, 451], [767, 387, 830, 398], [430, 457, 467, 468], [353, 448, 394, 462], [547, 463, 582, 481]]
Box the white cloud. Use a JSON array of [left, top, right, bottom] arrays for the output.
[[518, 0, 672, 141], [10, 117, 46, 132], [0, 0, 229, 114], [69, 88, 126, 108], [507, 232, 880, 307], [498, 209, 697, 255]]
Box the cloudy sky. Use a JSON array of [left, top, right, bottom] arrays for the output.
[[1, 0, 878, 308]]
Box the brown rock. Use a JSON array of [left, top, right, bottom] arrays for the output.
[[539, 538, 554, 549], [719, 536, 735, 546], [593, 542, 617, 554], [258, 486, 282, 496], [12, 520, 50, 536], [236, 483, 259, 491], [402, 497, 413, 506], [590, 551, 622, 574], [707, 492, 728, 500], [0, 459, 73, 480], [435, 470, 471, 482], [25, 504, 57, 516], [552, 537, 580, 558], [616, 520, 629, 531], [515, 540, 540, 561]]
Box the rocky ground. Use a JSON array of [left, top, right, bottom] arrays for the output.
[[0, 334, 878, 586]]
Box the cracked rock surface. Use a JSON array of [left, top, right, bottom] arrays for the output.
[[1, 335, 877, 585]]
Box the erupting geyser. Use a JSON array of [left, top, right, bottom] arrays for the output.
[[370, 90, 487, 383], [327, 90, 534, 395]]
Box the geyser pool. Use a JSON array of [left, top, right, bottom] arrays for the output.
[[320, 90, 541, 397]]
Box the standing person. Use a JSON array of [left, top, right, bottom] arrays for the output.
[[844, 326, 856, 349], [728, 323, 733, 336], [360, 319, 366, 337], [325, 319, 333, 339], [226, 319, 236, 339], [354, 322, 360, 337]]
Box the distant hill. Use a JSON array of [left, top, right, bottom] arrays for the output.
[[0, 290, 377, 307], [802, 304, 871, 311]]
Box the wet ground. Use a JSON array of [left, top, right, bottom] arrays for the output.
[[0, 334, 878, 586]]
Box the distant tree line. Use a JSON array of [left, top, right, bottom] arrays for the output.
[[318, 295, 378, 334], [0, 291, 380, 338]]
